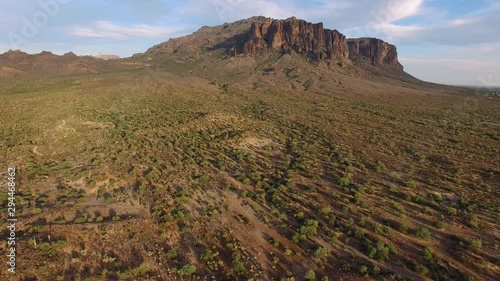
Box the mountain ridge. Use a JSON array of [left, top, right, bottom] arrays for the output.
[[0, 16, 421, 87], [142, 16, 404, 72]]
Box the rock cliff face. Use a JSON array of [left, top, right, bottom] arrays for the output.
[[347, 38, 403, 70], [243, 17, 349, 61]]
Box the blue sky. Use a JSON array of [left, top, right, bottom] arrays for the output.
[[1, 0, 499, 87]]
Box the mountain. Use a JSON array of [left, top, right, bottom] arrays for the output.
[[136, 16, 422, 92], [0, 50, 143, 77], [142, 17, 403, 71], [0, 50, 106, 76]]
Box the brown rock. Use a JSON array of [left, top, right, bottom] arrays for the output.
[[243, 17, 349, 61], [347, 38, 403, 70]]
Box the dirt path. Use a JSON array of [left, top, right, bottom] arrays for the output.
[[32, 145, 43, 156]]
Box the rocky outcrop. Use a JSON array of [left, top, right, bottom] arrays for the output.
[[347, 38, 403, 70], [243, 17, 349, 61]]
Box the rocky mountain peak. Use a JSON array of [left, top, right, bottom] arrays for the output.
[[240, 17, 402, 70], [243, 17, 349, 61], [347, 38, 403, 70]]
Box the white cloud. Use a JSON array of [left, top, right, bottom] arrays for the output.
[[387, 2, 500, 45], [71, 21, 187, 40], [180, 0, 296, 23]]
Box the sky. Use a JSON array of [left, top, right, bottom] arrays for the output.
[[0, 0, 499, 87]]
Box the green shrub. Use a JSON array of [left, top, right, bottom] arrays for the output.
[[399, 223, 409, 234], [200, 249, 215, 263], [422, 206, 432, 215], [470, 238, 482, 252], [422, 246, 433, 261], [177, 264, 196, 276], [376, 161, 387, 173], [415, 264, 429, 276], [415, 227, 431, 240], [469, 215, 479, 229], [447, 207, 458, 216], [305, 270, 316, 280], [435, 220, 446, 229], [339, 177, 350, 187], [406, 180, 417, 189], [292, 220, 319, 242]]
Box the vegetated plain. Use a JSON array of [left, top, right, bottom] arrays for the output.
[[0, 64, 498, 281], [0, 17, 499, 281]]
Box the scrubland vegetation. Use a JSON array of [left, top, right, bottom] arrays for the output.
[[0, 67, 498, 281]]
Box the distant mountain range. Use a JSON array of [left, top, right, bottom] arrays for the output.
[[0, 16, 434, 89]]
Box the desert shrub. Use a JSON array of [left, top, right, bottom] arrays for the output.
[[314, 247, 329, 262], [447, 207, 458, 216], [129, 263, 150, 277], [393, 202, 406, 217], [231, 253, 245, 275], [399, 223, 409, 234], [177, 264, 196, 276], [470, 238, 482, 252], [469, 215, 479, 229], [292, 220, 319, 242], [359, 265, 369, 275], [305, 270, 316, 280], [339, 176, 350, 187], [435, 220, 446, 229], [374, 223, 384, 234], [415, 264, 429, 276], [422, 206, 433, 215], [406, 180, 417, 189], [376, 161, 387, 173], [415, 227, 431, 240], [422, 246, 433, 261], [366, 241, 391, 262], [200, 249, 215, 263]]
